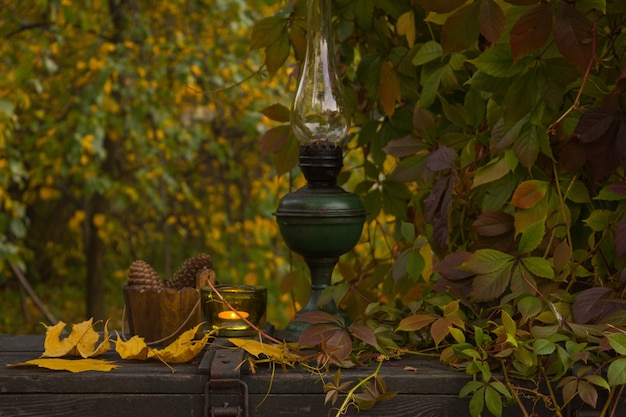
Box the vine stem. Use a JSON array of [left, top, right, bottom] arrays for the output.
[[333, 357, 385, 417], [500, 360, 531, 417], [539, 362, 564, 417], [199, 269, 284, 345]]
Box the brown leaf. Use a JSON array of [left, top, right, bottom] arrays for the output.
[[472, 211, 514, 237], [379, 61, 401, 117], [299, 323, 341, 346], [441, 4, 480, 53], [383, 135, 428, 158], [509, 3, 553, 61], [349, 324, 377, 347], [261, 104, 290, 123], [554, 3, 594, 73], [260, 125, 291, 157], [478, 0, 505, 44], [510, 180, 548, 209], [397, 314, 437, 331]]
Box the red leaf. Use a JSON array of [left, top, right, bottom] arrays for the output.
[[434, 251, 473, 282], [425, 146, 457, 172], [349, 324, 378, 347], [573, 287, 612, 324], [472, 210, 514, 237], [295, 310, 344, 325], [326, 329, 353, 362], [479, 0, 505, 44], [554, 3, 594, 72], [383, 135, 427, 158], [574, 107, 618, 143], [260, 125, 291, 157], [441, 4, 480, 53], [299, 323, 341, 346], [509, 3, 553, 61], [578, 380, 598, 408]]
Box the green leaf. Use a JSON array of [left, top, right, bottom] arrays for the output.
[[518, 218, 545, 253], [534, 338, 556, 355], [517, 295, 543, 322], [485, 385, 503, 417], [265, 30, 290, 77], [250, 16, 288, 50], [412, 41, 443, 66], [469, 386, 486, 417], [471, 266, 512, 302], [607, 358, 626, 386], [522, 257, 555, 279], [469, 43, 528, 78], [459, 380, 485, 398], [584, 210, 611, 232], [461, 249, 514, 274], [607, 333, 626, 356], [418, 67, 442, 108], [472, 157, 510, 188]]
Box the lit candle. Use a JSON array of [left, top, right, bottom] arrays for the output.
[[217, 310, 249, 320]]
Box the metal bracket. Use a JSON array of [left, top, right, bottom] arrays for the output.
[[201, 348, 249, 417]]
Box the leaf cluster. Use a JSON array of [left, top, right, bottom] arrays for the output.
[[254, 0, 626, 414]]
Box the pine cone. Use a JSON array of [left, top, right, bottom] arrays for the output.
[[127, 260, 164, 288], [166, 253, 214, 289]]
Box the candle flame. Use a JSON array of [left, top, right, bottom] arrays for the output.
[[217, 310, 249, 320]]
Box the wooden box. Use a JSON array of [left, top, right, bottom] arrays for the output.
[[0, 334, 621, 417]]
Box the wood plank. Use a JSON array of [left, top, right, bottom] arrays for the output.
[[0, 394, 203, 417]]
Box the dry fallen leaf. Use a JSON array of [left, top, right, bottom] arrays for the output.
[[42, 318, 110, 359], [152, 324, 210, 364], [228, 338, 300, 361], [8, 358, 118, 373], [115, 324, 209, 364]]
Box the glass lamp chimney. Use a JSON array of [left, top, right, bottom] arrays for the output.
[[291, 0, 350, 146]]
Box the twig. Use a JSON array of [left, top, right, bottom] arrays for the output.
[[10, 263, 58, 325]]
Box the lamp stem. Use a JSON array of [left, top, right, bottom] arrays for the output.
[[301, 256, 339, 314]]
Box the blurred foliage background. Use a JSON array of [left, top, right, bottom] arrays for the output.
[[0, 0, 316, 333]]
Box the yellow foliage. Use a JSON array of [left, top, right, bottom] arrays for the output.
[[8, 358, 119, 373], [42, 319, 110, 359], [92, 213, 106, 227], [228, 338, 300, 362], [115, 324, 209, 365]]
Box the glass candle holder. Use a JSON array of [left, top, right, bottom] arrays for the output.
[[201, 285, 267, 337]]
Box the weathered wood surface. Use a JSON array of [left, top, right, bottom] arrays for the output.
[[0, 334, 617, 417]]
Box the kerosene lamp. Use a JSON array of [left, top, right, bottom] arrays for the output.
[[274, 0, 366, 339]]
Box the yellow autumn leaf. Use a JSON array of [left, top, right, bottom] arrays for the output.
[[228, 338, 300, 361], [42, 321, 78, 357], [42, 318, 110, 359], [114, 333, 151, 361], [150, 324, 209, 364], [115, 324, 209, 364], [8, 358, 118, 373], [397, 11, 416, 48]]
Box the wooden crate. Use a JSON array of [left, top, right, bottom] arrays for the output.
[[0, 334, 619, 417]]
